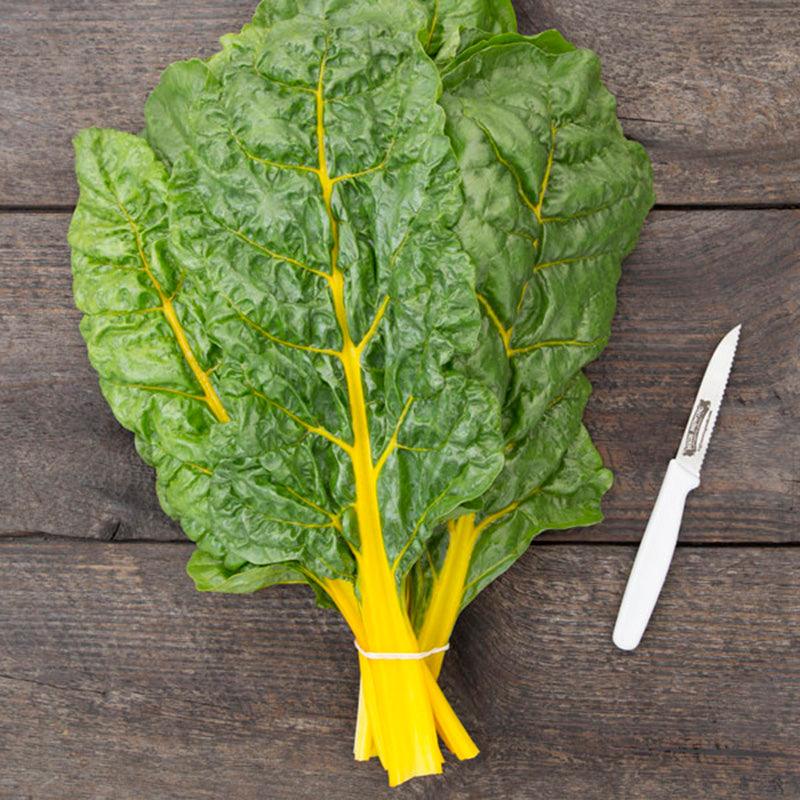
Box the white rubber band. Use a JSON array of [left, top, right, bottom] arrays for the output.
[[353, 640, 450, 661]]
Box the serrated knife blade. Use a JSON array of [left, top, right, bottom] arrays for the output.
[[676, 324, 741, 477], [613, 325, 742, 651]]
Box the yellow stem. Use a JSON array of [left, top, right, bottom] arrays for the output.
[[418, 514, 480, 676], [353, 514, 482, 762], [353, 678, 373, 761], [324, 572, 479, 779]]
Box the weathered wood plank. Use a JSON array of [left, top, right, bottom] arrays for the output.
[[0, 217, 181, 541], [0, 0, 799, 206], [0, 540, 797, 799], [2, 210, 796, 542]]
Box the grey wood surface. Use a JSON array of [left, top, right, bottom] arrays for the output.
[[0, 542, 798, 800], [1, 1, 799, 798], [1, 0, 799, 206], [2, 210, 797, 543]]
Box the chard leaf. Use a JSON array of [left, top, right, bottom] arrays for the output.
[[442, 32, 654, 438], [249, 0, 517, 63], [411, 31, 653, 615], [71, 0, 505, 591], [69, 127, 355, 582]]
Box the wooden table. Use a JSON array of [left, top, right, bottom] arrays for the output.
[[1, 2, 798, 797]]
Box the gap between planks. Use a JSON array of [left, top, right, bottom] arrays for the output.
[[1, 532, 799, 549]]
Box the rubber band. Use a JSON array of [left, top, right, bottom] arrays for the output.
[[353, 640, 450, 661]]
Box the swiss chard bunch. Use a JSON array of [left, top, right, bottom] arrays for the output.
[[69, 0, 652, 786]]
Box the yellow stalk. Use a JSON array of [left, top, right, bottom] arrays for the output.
[[424, 668, 479, 760], [353, 514, 483, 761], [353, 679, 373, 761], [418, 514, 480, 676], [325, 573, 478, 775], [323, 578, 365, 643]]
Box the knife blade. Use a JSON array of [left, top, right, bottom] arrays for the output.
[[612, 324, 741, 651]]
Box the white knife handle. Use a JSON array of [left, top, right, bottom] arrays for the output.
[[613, 459, 700, 651]]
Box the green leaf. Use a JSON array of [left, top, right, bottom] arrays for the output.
[[442, 28, 576, 75], [442, 33, 654, 438], [71, 0, 505, 594], [247, 0, 517, 63], [69, 128, 225, 496], [69, 128, 339, 586], [410, 31, 653, 616], [461, 423, 612, 608], [187, 548, 306, 594], [451, 30, 651, 582], [418, 0, 517, 61]]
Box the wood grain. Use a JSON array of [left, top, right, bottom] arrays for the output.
[[2, 210, 797, 543], [1, 0, 799, 206], [0, 213, 181, 542], [0, 540, 797, 799], [0, 0, 256, 208]]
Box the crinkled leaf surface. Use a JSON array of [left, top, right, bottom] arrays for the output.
[[70, 0, 505, 593], [249, 0, 516, 63], [186, 549, 306, 593], [70, 130, 235, 557], [443, 30, 654, 436], [417, 0, 517, 61], [70, 10, 651, 616], [412, 30, 653, 613], [460, 390, 612, 607]]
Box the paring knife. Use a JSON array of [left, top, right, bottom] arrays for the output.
[[613, 325, 742, 651]]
